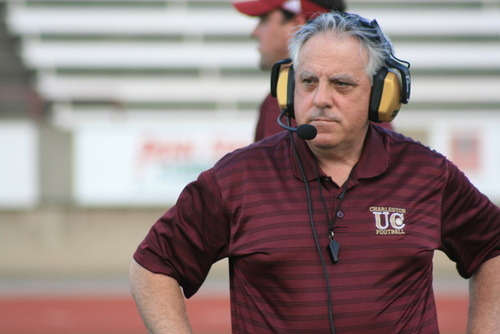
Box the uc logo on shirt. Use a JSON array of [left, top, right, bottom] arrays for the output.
[[370, 206, 406, 235]]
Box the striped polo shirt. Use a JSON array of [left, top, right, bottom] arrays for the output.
[[134, 123, 500, 333]]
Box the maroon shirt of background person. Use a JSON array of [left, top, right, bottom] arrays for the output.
[[135, 124, 500, 333], [254, 92, 393, 141]]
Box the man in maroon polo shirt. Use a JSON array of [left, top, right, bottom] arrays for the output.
[[129, 12, 500, 333]]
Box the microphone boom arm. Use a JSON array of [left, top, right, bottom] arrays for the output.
[[277, 109, 317, 140]]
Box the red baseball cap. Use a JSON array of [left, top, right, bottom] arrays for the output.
[[233, 0, 345, 20]]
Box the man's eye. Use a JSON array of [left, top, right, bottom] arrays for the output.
[[302, 78, 314, 86], [259, 13, 270, 23], [333, 79, 356, 88], [335, 81, 350, 87]]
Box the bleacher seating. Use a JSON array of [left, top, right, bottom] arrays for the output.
[[3, 0, 500, 117]]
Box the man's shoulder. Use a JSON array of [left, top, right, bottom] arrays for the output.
[[214, 131, 291, 171], [374, 124, 446, 161]]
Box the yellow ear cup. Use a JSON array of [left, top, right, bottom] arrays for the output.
[[377, 71, 402, 122]]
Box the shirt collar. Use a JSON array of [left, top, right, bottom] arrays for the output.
[[290, 123, 389, 182]]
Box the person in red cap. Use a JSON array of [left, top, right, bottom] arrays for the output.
[[234, 0, 347, 142], [233, 0, 392, 141]]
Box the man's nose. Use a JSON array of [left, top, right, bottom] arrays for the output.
[[313, 83, 333, 109]]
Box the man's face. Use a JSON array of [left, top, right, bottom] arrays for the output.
[[293, 32, 372, 151], [252, 10, 299, 70]]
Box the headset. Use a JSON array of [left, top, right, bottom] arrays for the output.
[[270, 21, 411, 123]]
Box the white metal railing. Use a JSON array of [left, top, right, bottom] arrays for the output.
[[3, 0, 500, 111], [6, 6, 499, 38], [35, 73, 500, 104], [19, 40, 500, 71]]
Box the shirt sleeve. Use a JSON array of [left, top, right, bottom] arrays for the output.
[[133, 168, 230, 298], [440, 159, 500, 278]]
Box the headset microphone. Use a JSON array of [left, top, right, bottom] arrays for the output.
[[277, 109, 317, 140]]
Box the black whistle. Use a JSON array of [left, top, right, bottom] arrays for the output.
[[327, 239, 340, 264]]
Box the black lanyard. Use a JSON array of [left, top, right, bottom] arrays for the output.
[[315, 158, 356, 264]]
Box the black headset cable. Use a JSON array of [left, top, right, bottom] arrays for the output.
[[288, 129, 335, 334]]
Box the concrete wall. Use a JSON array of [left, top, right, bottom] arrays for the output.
[[0, 208, 164, 278]]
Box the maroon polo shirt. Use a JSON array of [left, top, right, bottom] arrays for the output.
[[254, 92, 393, 142], [134, 124, 500, 333]]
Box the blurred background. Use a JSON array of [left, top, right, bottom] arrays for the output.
[[0, 0, 499, 333]]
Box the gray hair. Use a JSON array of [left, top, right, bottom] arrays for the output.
[[288, 12, 394, 83]]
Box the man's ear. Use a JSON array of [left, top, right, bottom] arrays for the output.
[[295, 14, 308, 25], [286, 14, 307, 36]]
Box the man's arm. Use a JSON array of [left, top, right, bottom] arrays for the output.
[[467, 255, 500, 333], [129, 259, 193, 334]]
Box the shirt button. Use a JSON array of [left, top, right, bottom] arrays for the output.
[[337, 210, 344, 219]]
